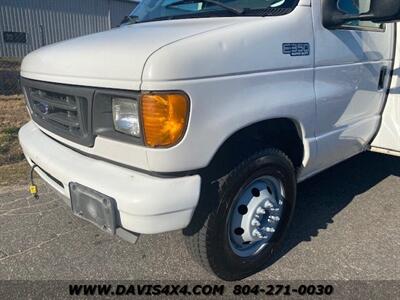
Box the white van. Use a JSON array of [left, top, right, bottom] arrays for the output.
[[19, 0, 400, 280]]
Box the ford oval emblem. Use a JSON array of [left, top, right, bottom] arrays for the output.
[[37, 102, 50, 115]]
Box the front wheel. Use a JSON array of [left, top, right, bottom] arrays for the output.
[[184, 148, 297, 281]]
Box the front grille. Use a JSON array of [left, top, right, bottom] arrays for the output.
[[22, 78, 94, 146], [30, 88, 83, 137], [21, 77, 143, 147]]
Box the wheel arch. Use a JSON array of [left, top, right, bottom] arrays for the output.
[[203, 117, 306, 181]]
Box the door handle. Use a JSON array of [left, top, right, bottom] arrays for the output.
[[378, 67, 388, 90]]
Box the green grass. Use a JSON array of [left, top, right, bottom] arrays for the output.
[[0, 95, 28, 185], [0, 126, 23, 162], [2, 126, 19, 136]]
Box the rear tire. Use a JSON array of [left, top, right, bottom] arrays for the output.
[[184, 148, 296, 281]]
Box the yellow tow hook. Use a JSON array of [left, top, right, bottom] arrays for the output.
[[29, 165, 39, 200]]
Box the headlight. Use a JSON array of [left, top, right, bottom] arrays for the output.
[[112, 98, 141, 137], [141, 92, 189, 148]]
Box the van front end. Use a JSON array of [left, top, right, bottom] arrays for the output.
[[19, 78, 201, 240], [18, 0, 313, 280], [20, 121, 202, 240]]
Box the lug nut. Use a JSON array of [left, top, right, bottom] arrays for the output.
[[252, 229, 263, 238], [264, 200, 274, 209], [264, 227, 275, 233], [256, 207, 266, 215], [269, 216, 280, 222], [251, 219, 261, 227]]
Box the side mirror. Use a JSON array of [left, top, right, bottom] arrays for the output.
[[119, 16, 129, 27], [322, 0, 400, 29], [370, 0, 400, 22]]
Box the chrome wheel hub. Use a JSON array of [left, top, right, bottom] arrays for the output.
[[229, 176, 285, 257]]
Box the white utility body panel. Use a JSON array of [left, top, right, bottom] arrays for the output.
[[371, 24, 400, 154]]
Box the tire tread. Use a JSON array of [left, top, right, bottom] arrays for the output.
[[184, 148, 295, 280]]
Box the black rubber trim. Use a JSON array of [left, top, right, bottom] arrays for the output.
[[338, 24, 386, 33], [40, 129, 202, 179], [134, 1, 300, 24], [31, 160, 64, 188]]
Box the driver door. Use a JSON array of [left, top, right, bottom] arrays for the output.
[[312, 0, 395, 170]]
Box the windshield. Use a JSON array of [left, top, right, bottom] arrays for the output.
[[127, 0, 299, 24]]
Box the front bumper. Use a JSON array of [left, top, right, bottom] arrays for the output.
[[19, 121, 201, 234]]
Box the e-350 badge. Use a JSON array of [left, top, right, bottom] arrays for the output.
[[282, 43, 310, 56]]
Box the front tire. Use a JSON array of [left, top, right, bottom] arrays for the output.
[[184, 148, 296, 281]]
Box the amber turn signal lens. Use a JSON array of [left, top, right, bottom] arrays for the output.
[[141, 93, 189, 148]]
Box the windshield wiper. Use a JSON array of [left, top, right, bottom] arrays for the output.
[[166, 0, 244, 15], [120, 15, 139, 26]]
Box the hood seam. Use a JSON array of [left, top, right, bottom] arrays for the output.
[[138, 19, 260, 90]]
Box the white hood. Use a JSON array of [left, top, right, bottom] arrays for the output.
[[21, 18, 248, 90]]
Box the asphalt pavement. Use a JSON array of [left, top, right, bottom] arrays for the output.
[[1, 152, 399, 281]]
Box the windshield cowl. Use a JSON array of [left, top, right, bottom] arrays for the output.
[[129, 0, 299, 24]]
